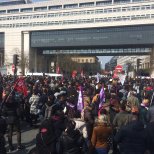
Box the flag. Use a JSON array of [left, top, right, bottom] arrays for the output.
[[119, 74, 126, 85], [56, 66, 60, 74], [113, 70, 118, 79], [14, 77, 28, 96], [72, 70, 77, 78], [77, 86, 84, 112], [81, 70, 84, 78], [99, 86, 105, 108], [96, 72, 100, 83]]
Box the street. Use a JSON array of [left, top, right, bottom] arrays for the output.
[[5, 122, 38, 154]]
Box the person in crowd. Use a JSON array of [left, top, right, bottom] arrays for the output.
[[91, 115, 112, 154], [113, 101, 131, 131], [146, 104, 154, 154], [2, 91, 24, 151], [113, 101, 131, 154], [92, 89, 100, 117], [57, 119, 88, 154], [127, 91, 139, 112], [109, 93, 120, 125], [44, 91, 55, 119], [29, 89, 40, 125], [114, 113, 148, 154], [0, 110, 7, 154], [139, 96, 149, 128], [83, 97, 94, 144]]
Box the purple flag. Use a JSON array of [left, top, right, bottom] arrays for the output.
[[99, 86, 105, 108], [77, 86, 84, 112]]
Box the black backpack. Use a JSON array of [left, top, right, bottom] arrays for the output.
[[36, 119, 56, 154]]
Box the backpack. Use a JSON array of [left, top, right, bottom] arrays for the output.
[[36, 119, 56, 144]]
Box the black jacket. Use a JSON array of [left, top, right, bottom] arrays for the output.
[[2, 97, 19, 124], [0, 116, 7, 135], [58, 129, 85, 154], [114, 120, 147, 154], [146, 122, 154, 153]]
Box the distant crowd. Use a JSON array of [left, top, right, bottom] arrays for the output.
[[0, 74, 154, 154]]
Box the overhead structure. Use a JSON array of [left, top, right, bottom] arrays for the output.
[[0, 0, 32, 6]]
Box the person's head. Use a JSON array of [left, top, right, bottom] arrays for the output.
[[119, 100, 126, 111], [33, 89, 38, 95], [97, 115, 108, 125]]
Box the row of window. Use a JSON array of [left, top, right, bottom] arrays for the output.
[[42, 48, 150, 55], [0, 14, 153, 28], [0, 4, 153, 21], [0, 0, 150, 15]]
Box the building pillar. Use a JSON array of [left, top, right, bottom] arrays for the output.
[[22, 31, 39, 73], [150, 47, 154, 77], [5, 30, 22, 75]]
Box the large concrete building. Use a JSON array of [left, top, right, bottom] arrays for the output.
[[117, 55, 151, 77], [0, 0, 154, 75]]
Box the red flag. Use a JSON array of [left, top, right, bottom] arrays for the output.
[[72, 70, 77, 78], [56, 66, 60, 74], [14, 78, 28, 96]]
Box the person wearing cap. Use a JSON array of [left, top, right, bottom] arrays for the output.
[[91, 115, 112, 154]]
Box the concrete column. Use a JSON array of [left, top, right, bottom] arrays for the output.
[[112, 0, 114, 4], [5, 30, 22, 75], [22, 31, 30, 74], [150, 47, 154, 78]]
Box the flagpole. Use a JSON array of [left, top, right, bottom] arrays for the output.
[[0, 78, 19, 110], [150, 91, 154, 107]]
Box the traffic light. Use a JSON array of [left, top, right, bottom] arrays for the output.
[[137, 58, 142, 69], [13, 54, 19, 66]]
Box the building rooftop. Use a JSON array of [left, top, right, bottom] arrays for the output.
[[0, 0, 32, 6]]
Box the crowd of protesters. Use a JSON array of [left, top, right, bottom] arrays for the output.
[[0, 74, 154, 154]]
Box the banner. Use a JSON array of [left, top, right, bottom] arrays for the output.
[[99, 86, 105, 108], [14, 77, 28, 96], [77, 86, 84, 112], [96, 72, 101, 83], [119, 74, 126, 85]]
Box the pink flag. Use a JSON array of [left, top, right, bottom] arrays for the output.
[[99, 86, 105, 108], [77, 86, 84, 112]]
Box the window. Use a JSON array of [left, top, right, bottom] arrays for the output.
[[64, 4, 78, 9], [8, 9, 19, 13], [34, 7, 47, 11], [49, 5, 62, 10], [21, 8, 33, 12], [79, 2, 94, 7]]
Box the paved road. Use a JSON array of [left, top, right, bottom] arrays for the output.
[[5, 122, 38, 154]]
